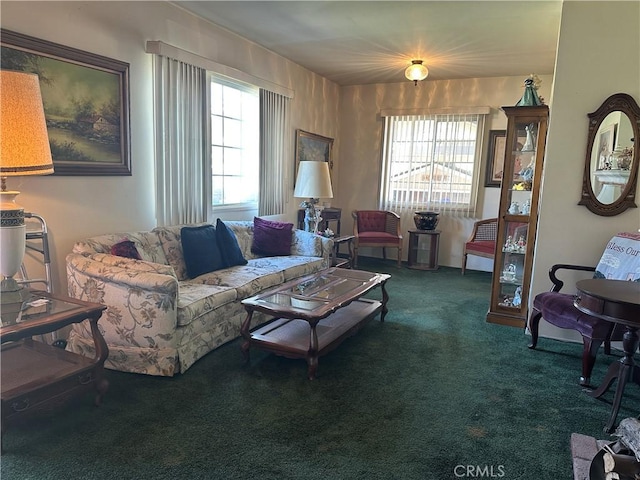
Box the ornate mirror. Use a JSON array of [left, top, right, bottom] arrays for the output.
[[579, 93, 640, 216]]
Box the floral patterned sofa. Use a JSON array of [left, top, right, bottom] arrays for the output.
[[66, 221, 333, 376]]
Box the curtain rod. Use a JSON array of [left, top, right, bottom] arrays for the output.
[[145, 40, 294, 99]]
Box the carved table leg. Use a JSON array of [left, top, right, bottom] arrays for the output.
[[88, 312, 109, 406], [380, 280, 389, 322], [240, 310, 254, 364], [307, 323, 319, 380], [590, 327, 640, 433]]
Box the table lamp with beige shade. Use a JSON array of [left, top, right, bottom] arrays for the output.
[[294, 161, 333, 234], [0, 70, 54, 304]]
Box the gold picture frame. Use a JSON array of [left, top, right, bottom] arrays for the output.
[[0, 29, 131, 176]]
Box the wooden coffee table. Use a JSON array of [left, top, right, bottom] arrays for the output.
[[241, 268, 390, 379], [1, 290, 108, 448]]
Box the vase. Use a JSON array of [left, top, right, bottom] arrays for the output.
[[413, 211, 439, 230]]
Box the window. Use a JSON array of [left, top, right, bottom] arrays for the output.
[[210, 79, 259, 207], [380, 113, 485, 216]]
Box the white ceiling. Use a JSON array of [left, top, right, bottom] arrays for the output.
[[172, 1, 563, 86]]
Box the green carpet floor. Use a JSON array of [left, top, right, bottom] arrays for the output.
[[2, 259, 638, 479]]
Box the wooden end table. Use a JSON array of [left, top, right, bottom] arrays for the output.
[[1, 290, 108, 448], [241, 268, 390, 379], [575, 279, 640, 433], [407, 229, 440, 270], [332, 235, 354, 268]]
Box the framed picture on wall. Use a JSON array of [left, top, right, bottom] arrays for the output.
[[295, 129, 334, 170], [0, 29, 131, 175], [485, 130, 506, 187]]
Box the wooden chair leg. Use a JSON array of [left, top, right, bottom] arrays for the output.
[[527, 308, 542, 349], [382, 247, 387, 260], [462, 253, 467, 275], [581, 336, 604, 387], [397, 246, 402, 267], [353, 246, 359, 268]]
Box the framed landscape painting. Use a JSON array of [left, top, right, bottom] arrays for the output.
[[295, 129, 334, 170], [0, 29, 131, 175], [485, 130, 506, 187]]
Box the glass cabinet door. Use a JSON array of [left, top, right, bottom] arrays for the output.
[[496, 221, 528, 308], [487, 105, 548, 327]]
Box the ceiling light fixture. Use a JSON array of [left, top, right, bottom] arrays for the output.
[[405, 60, 429, 86]]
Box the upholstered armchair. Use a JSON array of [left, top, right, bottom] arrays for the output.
[[462, 218, 497, 275], [352, 210, 403, 268], [527, 232, 640, 387]]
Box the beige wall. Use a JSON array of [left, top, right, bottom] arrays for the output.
[[532, 0, 640, 342], [1, 1, 340, 294], [337, 75, 553, 269]]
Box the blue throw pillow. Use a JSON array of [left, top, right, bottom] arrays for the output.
[[180, 225, 226, 278], [216, 219, 248, 267]]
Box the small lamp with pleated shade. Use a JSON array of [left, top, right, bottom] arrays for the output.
[[0, 70, 54, 303]]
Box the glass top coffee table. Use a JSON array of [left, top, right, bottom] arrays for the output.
[[241, 268, 390, 379]]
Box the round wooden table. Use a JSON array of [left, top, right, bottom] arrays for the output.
[[574, 279, 640, 433]]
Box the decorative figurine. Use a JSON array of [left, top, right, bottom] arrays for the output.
[[501, 263, 517, 282], [508, 202, 520, 214], [521, 124, 536, 152], [512, 286, 522, 307], [516, 74, 544, 107], [521, 199, 531, 215], [504, 235, 513, 251]]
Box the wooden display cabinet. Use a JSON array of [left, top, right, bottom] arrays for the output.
[[487, 105, 549, 327]]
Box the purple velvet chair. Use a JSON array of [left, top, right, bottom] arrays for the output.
[[527, 232, 640, 387]]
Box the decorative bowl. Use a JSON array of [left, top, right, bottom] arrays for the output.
[[413, 211, 439, 230]]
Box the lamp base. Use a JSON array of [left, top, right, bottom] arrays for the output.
[[1, 191, 27, 300], [303, 203, 317, 233], [1, 277, 28, 304]]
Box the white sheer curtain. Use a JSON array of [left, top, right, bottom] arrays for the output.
[[153, 55, 208, 226], [259, 89, 290, 216], [380, 112, 485, 223]]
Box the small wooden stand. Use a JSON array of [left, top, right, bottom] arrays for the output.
[[407, 229, 440, 270]]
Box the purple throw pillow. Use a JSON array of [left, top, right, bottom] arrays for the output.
[[110, 240, 142, 260], [251, 216, 293, 256]]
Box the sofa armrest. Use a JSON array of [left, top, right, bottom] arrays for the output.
[[291, 229, 333, 263], [66, 253, 179, 341], [548, 264, 596, 292]]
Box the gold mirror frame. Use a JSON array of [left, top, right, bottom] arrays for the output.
[[579, 93, 640, 216]]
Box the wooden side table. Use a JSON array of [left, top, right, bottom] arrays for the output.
[[575, 279, 640, 433], [332, 235, 354, 268], [298, 207, 341, 235], [1, 291, 108, 448], [407, 229, 440, 270]]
